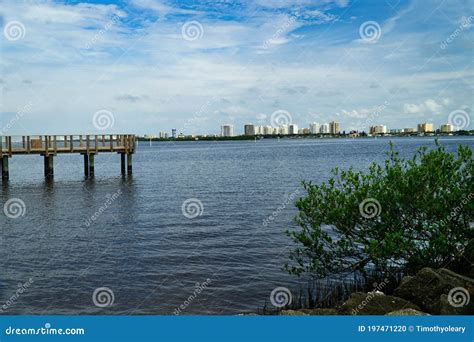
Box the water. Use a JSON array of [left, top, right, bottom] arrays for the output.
[[1, 137, 473, 315]]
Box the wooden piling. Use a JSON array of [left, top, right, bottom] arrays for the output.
[[2, 156, 9, 180], [89, 154, 95, 177], [121, 153, 126, 175], [127, 153, 132, 174], [84, 154, 89, 177], [44, 155, 54, 177]]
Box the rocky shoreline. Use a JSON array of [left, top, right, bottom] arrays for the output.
[[271, 268, 473, 316]]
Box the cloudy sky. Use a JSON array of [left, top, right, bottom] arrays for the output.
[[1, 0, 473, 135]]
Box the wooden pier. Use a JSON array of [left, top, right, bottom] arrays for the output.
[[0, 135, 136, 180]]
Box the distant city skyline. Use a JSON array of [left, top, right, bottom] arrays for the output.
[[1, 0, 472, 135], [142, 120, 462, 139]]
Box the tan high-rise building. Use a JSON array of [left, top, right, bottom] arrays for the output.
[[329, 121, 340, 134], [440, 124, 454, 133], [417, 122, 434, 133]]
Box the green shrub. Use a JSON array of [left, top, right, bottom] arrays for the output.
[[285, 142, 473, 278]]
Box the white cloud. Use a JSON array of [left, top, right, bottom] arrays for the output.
[[403, 99, 444, 115]]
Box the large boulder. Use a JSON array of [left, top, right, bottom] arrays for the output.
[[338, 292, 420, 315], [394, 267, 474, 315]]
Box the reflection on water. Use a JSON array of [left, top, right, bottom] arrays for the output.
[[1, 137, 473, 314]]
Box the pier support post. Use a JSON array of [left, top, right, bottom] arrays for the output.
[[44, 155, 54, 177], [127, 153, 132, 175], [84, 154, 89, 177], [120, 153, 126, 175], [89, 154, 95, 177], [2, 156, 9, 180]]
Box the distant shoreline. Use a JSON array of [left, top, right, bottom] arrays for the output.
[[137, 131, 473, 142]]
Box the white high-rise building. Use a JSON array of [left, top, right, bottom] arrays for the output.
[[279, 125, 289, 135], [320, 123, 330, 134], [263, 125, 273, 135], [221, 124, 234, 137], [310, 122, 320, 134], [289, 124, 298, 135]]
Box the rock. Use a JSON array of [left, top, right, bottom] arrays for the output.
[[280, 310, 308, 316], [386, 309, 430, 316], [299, 308, 338, 315], [338, 292, 420, 315], [394, 267, 474, 314]]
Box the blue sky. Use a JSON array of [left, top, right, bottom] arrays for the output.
[[1, 0, 473, 134]]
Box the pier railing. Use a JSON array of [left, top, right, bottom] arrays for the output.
[[1, 135, 136, 180]]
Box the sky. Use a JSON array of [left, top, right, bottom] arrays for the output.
[[0, 0, 473, 135]]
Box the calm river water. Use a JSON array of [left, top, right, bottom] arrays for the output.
[[1, 137, 473, 314]]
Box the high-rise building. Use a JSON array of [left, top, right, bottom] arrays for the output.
[[417, 122, 434, 133], [279, 125, 289, 135], [263, 126, 273, 135], [403, 128, 416, 133], [389, 128, 402, 134], [329, 121, 340, 134], [369, 125, 387, 135], [320, 123, 330, 134], [309, 122, 320, 134], [171, 128, 177, 138], [289, 124, 299, 135], [440, 123, 454, 133], [244, 124, 256, 136], [221, 124, 234, 137]]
